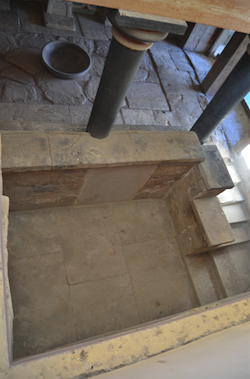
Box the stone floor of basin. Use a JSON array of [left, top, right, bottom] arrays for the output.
[[8, 199, 198, 359]]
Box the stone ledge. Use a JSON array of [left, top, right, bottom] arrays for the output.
[[191, 197, 235, 252], [1, 130, 205, 171]]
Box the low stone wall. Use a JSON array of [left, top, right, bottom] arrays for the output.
[[165, 145, 235, 255], [1, 130, 205, 211]]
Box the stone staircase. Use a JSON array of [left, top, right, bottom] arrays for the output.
[[169, 145, 250, 306], [211, 159, 250, 297]]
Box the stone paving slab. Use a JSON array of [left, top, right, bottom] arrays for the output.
[[70, 275, 140, 340], [36, 72, 86, 105], [2, 81, 37, 103], [185, 51, 214, 83], [9, 249, 77, 358], [126, 82, 169, 111]]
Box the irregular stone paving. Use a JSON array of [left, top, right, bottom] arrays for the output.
[[0, 0, 247, 134]]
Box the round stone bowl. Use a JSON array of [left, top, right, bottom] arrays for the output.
[[42, 41, 91, 80]]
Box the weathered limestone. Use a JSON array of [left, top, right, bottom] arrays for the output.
[[192, 197, 235, 251], [1, 131, 205, 210]]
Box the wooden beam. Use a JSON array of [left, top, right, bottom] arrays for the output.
[[69, 0, 250, 34], [202, 33, 250, 96]]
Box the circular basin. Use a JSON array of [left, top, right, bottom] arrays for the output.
[[42, 41, 91, 80]]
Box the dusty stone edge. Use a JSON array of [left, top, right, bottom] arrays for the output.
[[0, 130, 206, 171]]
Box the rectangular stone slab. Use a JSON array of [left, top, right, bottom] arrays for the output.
[[192, 197, 235, 248]]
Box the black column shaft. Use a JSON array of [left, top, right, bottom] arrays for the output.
[[191, 50, 250, 144], [86, 37, 146, 139]]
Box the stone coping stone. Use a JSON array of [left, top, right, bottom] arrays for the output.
[[1, 130, 205, 172]]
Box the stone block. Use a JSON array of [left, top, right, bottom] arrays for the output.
[[19, 3, 81, 37], [192, 197, 235, 249], [210, 241, 250, 296], [49, 131, 137, 168], [1, 132, 52, 172], [135, 163, 192, 199], [198, 145, 234, 197], [177, 222, 207, 256], [128, 132, 169, 162], [160, 131, 206, 163], [76, 165, 157, 205], [3, 169, 87, 211]]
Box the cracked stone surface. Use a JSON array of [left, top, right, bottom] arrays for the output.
[[1, 67, 35, 85], [127, 82, 169, 111], [36, 72, 86, 105], [2, 81, 37, 102]]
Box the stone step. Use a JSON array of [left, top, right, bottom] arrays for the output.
[[222, 203, 250, 224], [226, 164, 241, 185], [217, 186, 244, 206], [216, 221, 250, 248], [210, 241, 250, 297], [184, 254, 225, 305], [191, 197, 235, 253]]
